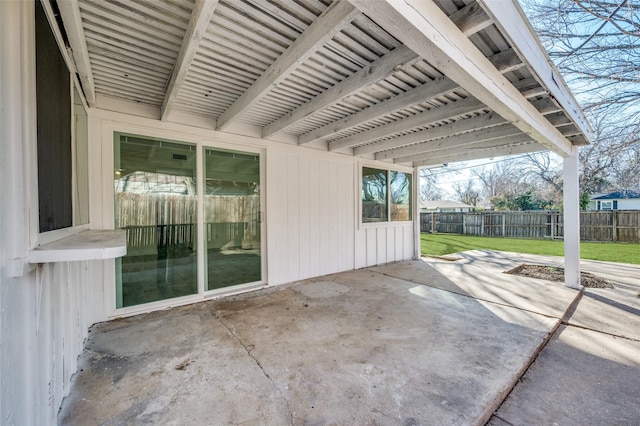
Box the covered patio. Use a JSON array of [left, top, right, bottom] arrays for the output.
[[59, 253, 640, 425], [1, 0, 596, 423]]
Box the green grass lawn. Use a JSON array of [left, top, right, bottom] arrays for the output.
[[421, 233, 640, 265]]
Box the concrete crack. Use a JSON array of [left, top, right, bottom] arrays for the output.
[[484, 288, 585, 425], [216, 316, 294, 425], [491, 414, 515, 425]]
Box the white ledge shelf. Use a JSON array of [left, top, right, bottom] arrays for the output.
[[30, 230, 127, 263]]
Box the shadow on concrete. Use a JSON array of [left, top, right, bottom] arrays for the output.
[[58, 252, 639, 425]]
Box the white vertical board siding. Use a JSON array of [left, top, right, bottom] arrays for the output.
[[356, 223, 414, 268], [0, 3, 109, 422], [1, 261, 107, 425], [267, 150, 356, 285]]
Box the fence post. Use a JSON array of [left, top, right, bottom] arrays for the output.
[[463, 212, 467, 235], [431, 211, 434, 234], [480, 213, 485, 236], [501, 213, 506, 237], [612, 211, 618, 242]]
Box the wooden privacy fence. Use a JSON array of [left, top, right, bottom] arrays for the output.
[[420, 210, 640, 243], [115, 192, 260, 252]]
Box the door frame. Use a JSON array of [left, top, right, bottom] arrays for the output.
[[101, 121, 267, 319], [201, 139, 267, 299]]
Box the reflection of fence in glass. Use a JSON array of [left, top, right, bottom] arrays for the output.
[[362, 201, 386, 222], [391, 205, 410, 221], [116, 192, 260, 251], [391, 171, 411, 221]]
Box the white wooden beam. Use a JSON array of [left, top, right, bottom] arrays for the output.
[[379, 123, 522, 161], [488, 48, 525, 74], [393, 133, 533, 164], [56, 0, 96, 107], [354, 112, 505, 156], [450, 1, 493, 36], [348, 0, 573, 157], [412, 141, 544, 167], [479, 0, 593, 142], [161, 0, 219, 121], [322, 48, 521, 151], [354, 96, 559, 156], [300, 76, 459, 146], [216, 0, 359, 131], [328, 95, 484, 151], [262, 45, 418, 138]]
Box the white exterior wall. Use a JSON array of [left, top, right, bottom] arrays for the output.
[[0, 262, 107, 425], [0, 2, 415, 421], [589, 198, 640, 210], [619, 199, 640, 210], [0, 2, 110, 424], [267, 150, 356, 285], [355, 223, 414, 269], [92, 110, 415, 293]]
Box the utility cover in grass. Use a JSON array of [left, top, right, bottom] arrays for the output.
[[505, 264, 613, 289]]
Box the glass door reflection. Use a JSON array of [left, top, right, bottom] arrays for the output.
[[114, 134, 197, 308], [204, 148, 261, 290]]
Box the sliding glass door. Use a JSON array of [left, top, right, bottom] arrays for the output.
[[114, 134, 197, 308], [114, 134, 263, 309], [204, 148, 261, 290]]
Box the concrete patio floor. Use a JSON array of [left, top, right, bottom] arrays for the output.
[[59, 250, 640, 425]]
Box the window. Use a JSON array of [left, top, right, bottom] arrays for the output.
[[390, 170, 411, 221], [362, 167, 387, 222], [362, 167, 412, 223], [35, 1, 89, 233], [600, 201, 613, 211]]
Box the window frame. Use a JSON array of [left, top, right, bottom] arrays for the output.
[[35, 1, 91, 245], [359, 164, 413, 227], [600, 200, 613, 211]]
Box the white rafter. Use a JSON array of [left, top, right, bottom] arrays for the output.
[[378, 123, 522, 161], [481, 0, 593, 140], [215, 0, 360, 131], [354, 113, 505, 156], [323, 48, 523, 152], [355, 96, 561, 157], [161, 0, 219, 121], [262, 45, 419, 138], [392, 130, 531, 163], [450, 1, 493, 36], [328, 96, 485, 151], [413, 141, 544, 167], [347, 0, 573, 157], [300, 76, 459, 146], [57, 0, 96, 107]]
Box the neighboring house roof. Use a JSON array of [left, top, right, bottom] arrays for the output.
[[591, 191, 640, 200], [53, 0, 591, 168], [421, 200, 473, 210]]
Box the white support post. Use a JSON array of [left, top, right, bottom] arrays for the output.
[[563, 147, 581, 289], [413, 166, 421, 260]]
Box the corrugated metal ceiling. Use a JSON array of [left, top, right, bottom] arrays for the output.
[[65, 0, 590, 166]]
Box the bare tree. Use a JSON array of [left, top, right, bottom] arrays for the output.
[[472, 161, 524, 201], [520, 0, 640, 195], [453, 179, 481, 206], [419, 168, 445, 202]]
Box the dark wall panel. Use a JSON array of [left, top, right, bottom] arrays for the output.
[[36, 1, 72, 232]]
